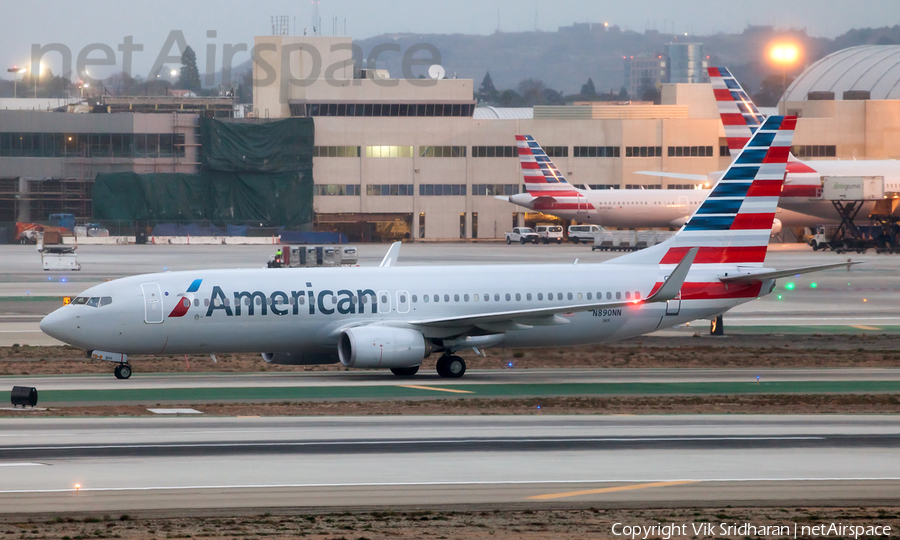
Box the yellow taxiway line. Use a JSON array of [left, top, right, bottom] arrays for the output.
[[528, 480, 698, 500], [399, 385, 474, 394], [851, 325, 881, 331]]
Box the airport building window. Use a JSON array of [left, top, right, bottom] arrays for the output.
[[625, 184, 662, 189], [720, 145, 731, 157], [667, 146, 714, 157], [791, 145, 836, 158], [366, 184, 414, 196], [364, 145, 414, 158], [420, 146, 466, 158], [0, 132, 185, 158], [573, 146, 620, 158], [419, 184, 466, 196], [541, 146, 568, 157], [294, 102, 475, 117], [625, 146, 663, 157], [472, 184, 519, 196], [419, 212, 425, 238], [459, 213, 466, 238], [667, 184, 702, 190], [312, 146, 361, 157], [472, 145, 518, 157], [316, 184, 360, 196]]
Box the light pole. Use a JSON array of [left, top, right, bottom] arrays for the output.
[[769, 43, 800, 114], [6, 66, 26, 97]]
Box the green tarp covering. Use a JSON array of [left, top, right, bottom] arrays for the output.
[[92, 118, 314, 226], [200, 117, 313, 173]]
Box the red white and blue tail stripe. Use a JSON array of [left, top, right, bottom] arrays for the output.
[[515, 134, 593, 211], [708, 67, 765, 153], [613, 116, 796, 269], [661, 115, 796, 266]]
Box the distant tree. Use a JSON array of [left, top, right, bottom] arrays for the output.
[[752, 73, 796, 107], [498, 89, 524, 107], [618, 86, 629, 100], [637, 76, 660, 104], [580, 77, 598, 99], [517, 78, 547, 105], [477, 72, 500, 104], [177, 46, 202, 92], [106, 71, 139, 95], [542, 87, 565, 105]]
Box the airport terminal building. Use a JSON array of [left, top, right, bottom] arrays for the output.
[[1, 38, 900, 241]]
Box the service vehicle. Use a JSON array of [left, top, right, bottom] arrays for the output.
[[505, 227, 539, 244]]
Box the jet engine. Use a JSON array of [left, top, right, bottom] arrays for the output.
[[770, 218, 782, 236], [261, 351, 339, 365], [338, 327, 431, 369]]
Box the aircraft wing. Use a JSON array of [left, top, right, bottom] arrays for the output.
[[634, 170, 708, 181], [408, 247, 698, 331], [719, 261, 860, 284]]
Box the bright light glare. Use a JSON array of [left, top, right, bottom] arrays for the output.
[[810, 282, 817, 288], [770, 43, 800, 65], [785, 282, 795, 290], [170, 69, 178, 77]]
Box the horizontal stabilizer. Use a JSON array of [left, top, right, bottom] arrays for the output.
[[647, 247, 698, 302], [719, 261, 861, 284]]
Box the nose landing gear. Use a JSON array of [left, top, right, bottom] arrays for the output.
[[114, 363, 133, 380], [435, 355, 466, 378]]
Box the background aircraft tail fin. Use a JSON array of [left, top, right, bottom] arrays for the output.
[[609, 116, 796, 267], [515, 135, 577, 194], [708, 67, 766, 154]]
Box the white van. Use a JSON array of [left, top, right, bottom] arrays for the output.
[[567, 224, 606, 244], [534, 225, 564, 244]]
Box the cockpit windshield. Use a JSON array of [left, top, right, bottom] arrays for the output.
[[71, 296, 112, 307]]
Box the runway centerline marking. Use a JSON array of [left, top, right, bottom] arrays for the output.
[[0, 463, 45, 467], [528, 480, 698, 500], [398, 385, 474, 394]]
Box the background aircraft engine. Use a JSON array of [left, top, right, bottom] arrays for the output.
[[261, 351, 339, 365], [770, 218, 783, 236], [338, 327, 430, 369]]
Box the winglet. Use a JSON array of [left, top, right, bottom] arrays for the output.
[[379, 241, 402, 267], [646, 247, 698, 303]]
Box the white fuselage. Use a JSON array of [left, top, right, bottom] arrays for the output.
[[40, 263, 767, 358]]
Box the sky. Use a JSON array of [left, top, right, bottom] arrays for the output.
[[1, 0, 898, 81]]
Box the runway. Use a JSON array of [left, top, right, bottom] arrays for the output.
[[4, 367, 900, 390], [2, 368, 899, 405], [0, 415, 898, 514]]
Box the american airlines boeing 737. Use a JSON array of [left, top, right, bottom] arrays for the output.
[[40, 116, 851, 379]]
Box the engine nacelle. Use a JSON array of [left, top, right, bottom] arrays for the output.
[[338, 327, 430, 369], [770, 218, 783, 236], [261, 351, 339, 365]]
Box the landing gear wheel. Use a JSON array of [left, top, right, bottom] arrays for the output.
[[437, 355, 466, 378], [391, 365, 419, 377], [114, 364, 133, 380]]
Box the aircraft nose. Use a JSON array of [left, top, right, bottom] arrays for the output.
[[40, 308, 74, 343]]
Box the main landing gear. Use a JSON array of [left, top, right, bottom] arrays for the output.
[[436, 355, 466, 378], [114, 363, 133, 380]]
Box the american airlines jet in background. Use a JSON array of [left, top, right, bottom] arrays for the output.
[[504, 135, 803, 232], [40, 116, 852, 380], [706, 66, 900, 222]]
